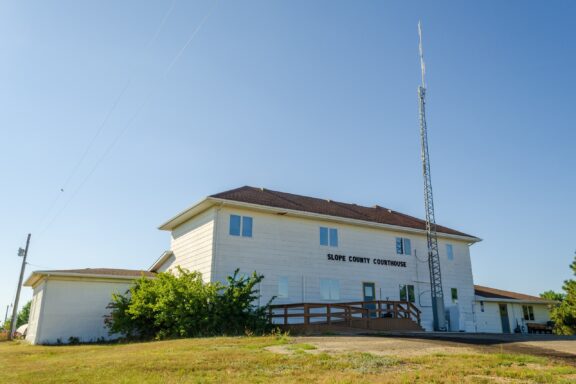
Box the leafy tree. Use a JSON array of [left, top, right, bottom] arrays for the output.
[[540, 290, 565, 302], [2, 301, 32, 331], [17, 301, 31, 328], [105, 267, 273, 340], [549, 253, 576, 335]]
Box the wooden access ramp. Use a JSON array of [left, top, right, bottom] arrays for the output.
[[269, 300, 424, 333]]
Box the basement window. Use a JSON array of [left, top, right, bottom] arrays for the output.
[[522, 305, 535, 321], [396, 238, 412, 255]]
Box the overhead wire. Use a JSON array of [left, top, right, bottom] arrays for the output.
[[38, 0, 219, 237], [35, 0, 178, 233]]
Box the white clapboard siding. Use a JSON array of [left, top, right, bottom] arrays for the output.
[[474, 301, 552, 333], [199, 206, 476, 332], [27, 278, 133, 344], [25, 281, 46, 343], [168, 208, 216, 281]]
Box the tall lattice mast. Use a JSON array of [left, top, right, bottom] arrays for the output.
[[418, 21, 446, 331]]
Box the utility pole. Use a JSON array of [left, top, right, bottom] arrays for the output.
[[4, 304, 10, 324], [9, 233, 31, 340], [417, 22, 446, 331], [3, 304, 10, 329]]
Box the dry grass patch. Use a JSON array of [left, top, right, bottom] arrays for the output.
[[0, 336, 574, 383]]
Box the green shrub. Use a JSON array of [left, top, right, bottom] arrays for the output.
[[105, 267, 274, 340], [549, 253, 576, 335]]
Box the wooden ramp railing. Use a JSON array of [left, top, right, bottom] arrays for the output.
[[268, 300, 421, 328]]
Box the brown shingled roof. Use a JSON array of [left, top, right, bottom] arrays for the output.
[[474, 285, 549, 302], [211, 186, 475, 238], [43, 268, 156, 278]]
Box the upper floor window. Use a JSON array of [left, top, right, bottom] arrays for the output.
[[229, 214, 253, 237], [396, 237, 412, 255], [446, 244, 454, 260], [320, 227, 338, 247], [399, 284, 416, 303], [320, 278, 340, 300], [522, 305, 535, 321]]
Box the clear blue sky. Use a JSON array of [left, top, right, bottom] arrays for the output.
[[1, 1, 575, 316]]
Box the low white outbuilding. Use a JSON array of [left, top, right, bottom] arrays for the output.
[[474, 285, 555, 334], [24, 268, 154, 345]]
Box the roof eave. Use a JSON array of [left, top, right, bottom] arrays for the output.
[[158, 198, 216, 230], [24, 271, 155, 286], [208, 197, 481, 243], [149, 250, 174, 272], [23, 273, 43, 287], [475, 296, 556, 305]]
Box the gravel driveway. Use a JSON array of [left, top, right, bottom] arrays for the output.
[[283, 333, 576, 363]]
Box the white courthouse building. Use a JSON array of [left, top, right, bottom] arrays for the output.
[[24, 186, 554, 344]]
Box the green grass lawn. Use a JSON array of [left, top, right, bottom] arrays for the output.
[[1, 335, 575, 383]]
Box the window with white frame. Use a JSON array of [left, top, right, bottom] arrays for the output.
[[229, 214, 253, 237], [396, 237, 412, 255], [399, 284, 416, 303], [522, 305, 535, 321], [278, 276, 289, 298], [320, 279, 340, 300], [320, 227, 338, 247], [446, 244, 454, 260]]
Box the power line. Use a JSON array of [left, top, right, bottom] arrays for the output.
[[36, 0, 179, 234], [39, 0, 219, 237], [36, 80, 131, 230], [145, 0, 178, 51]]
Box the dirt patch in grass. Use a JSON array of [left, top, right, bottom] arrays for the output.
[[288, 335, 478, 357]]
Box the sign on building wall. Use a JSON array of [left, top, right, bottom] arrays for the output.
[[327, 253, 407, 268]]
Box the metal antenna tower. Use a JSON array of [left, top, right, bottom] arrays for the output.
[[417, 21, 446, 331]]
